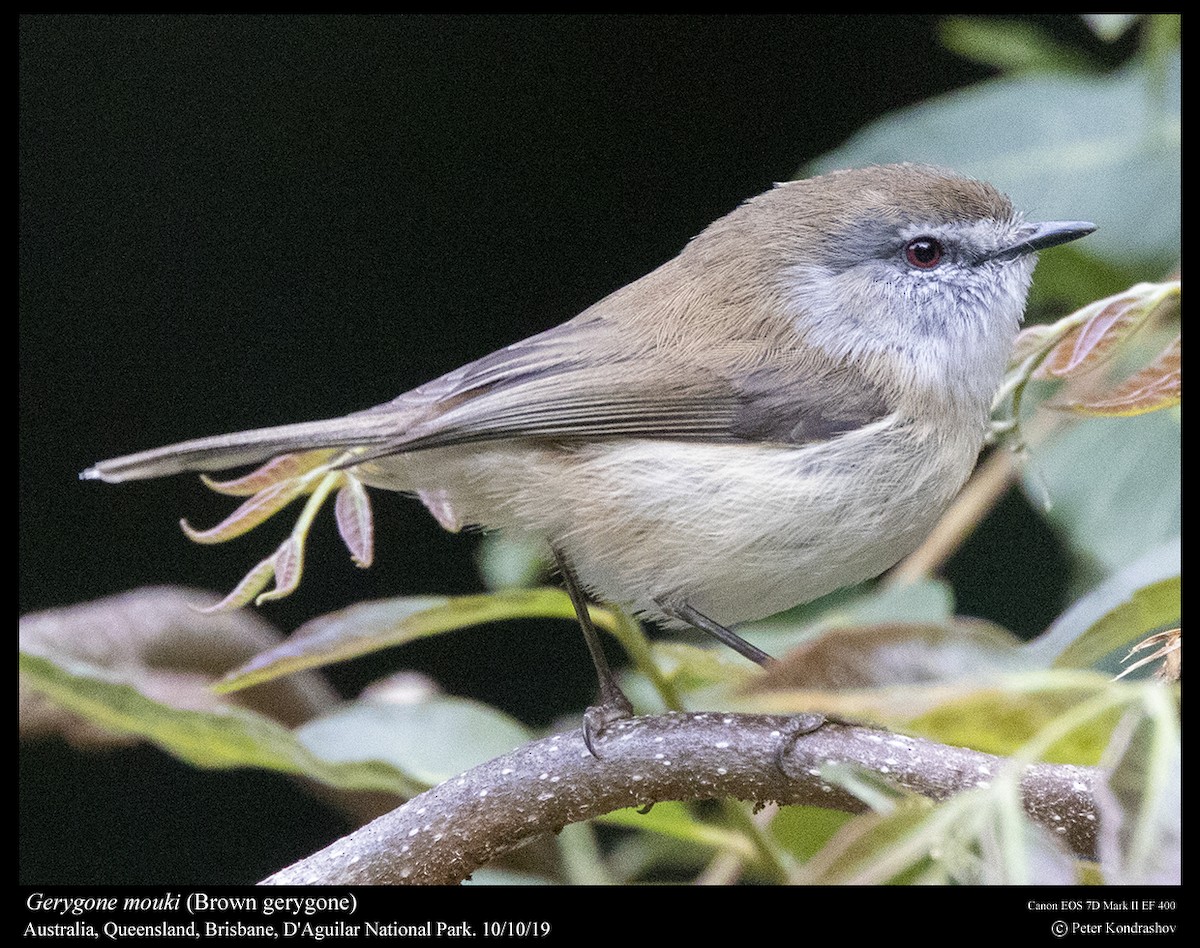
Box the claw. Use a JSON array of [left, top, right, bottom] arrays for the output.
[[581, 689, 634, 759]]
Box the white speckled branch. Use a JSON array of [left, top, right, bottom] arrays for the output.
[[262, 714, 1099, 885]]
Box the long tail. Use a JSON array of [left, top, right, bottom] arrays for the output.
[[81, 412, 406, 484]]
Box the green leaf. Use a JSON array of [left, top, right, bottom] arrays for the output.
[[1026, 537, 1180, 670], [966, 783, 1079, 886], [605, 831, 715, 883], [768, 806, 854, 861], [800, 783, 1075, 884], [809, 54, 1181, 269], [752, 661, 1135, 765], [297, 693, 532, 788], [650, 640, 747, 680], [828, 578, 955, 627], [216, 589, 595, 693], [1081, 14, 1141, 42], [1096, 688, 1181, 884], [599, 802, 759, 861], [905, 672, 1124, 764], [751, 618, 1026, 692], [751, 578, 956, 658], [742, 662, 1122, 764], [940, 17, 1095, 74], [555, 822, 616, 886], [797, 798, 937, 884], [19, 650, 421, 796], [821, 762, 916, 813], [1022, 412, 1180, 574], [1022, 244, 1141, 315], [475, 532, 548, 591]]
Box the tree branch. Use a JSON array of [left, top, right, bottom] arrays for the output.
[[262, 712, 1099, 885]]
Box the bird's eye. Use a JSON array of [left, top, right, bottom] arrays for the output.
[[904, 237, 944, 269]]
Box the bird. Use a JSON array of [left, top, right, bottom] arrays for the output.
[[83, 163, 1095, 747]]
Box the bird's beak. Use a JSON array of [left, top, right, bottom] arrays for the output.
[[987, 220, 1097, 261]]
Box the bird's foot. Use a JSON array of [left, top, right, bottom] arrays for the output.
[[581, 684, 635, 758], [773, 712, 829, 776]]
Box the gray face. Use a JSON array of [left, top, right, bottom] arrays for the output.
[[778, 213, 1046, 414]]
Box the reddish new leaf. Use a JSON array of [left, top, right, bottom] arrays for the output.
[[1010, 324, 1059, 365], [1035, 282, 1179, 381], [257, 536, 304, 605], [335, 478, 374, 568], [201, 450, 336, 497], [1056, 335, 1181, 417], [181, 479, 310, 545], [197, 553, 279, 613], [1037, 296, 1146, 379]]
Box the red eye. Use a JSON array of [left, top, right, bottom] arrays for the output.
[[905, 237, 943, 269]]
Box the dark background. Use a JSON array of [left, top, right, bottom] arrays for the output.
[[20, 14, 1098, 884]]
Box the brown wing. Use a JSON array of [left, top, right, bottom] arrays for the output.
[[353, 312, 892, 459], [86, 269, 893, 483]]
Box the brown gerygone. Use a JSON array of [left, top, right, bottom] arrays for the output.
[[83, 164, 1094, 747]]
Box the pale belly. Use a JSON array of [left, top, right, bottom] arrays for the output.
[[358, 423, 981, 629]]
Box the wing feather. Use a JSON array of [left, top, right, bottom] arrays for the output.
[[353, 315, 893, 458]]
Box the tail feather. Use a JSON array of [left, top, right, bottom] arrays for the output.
[[81, 413, 405, 484]]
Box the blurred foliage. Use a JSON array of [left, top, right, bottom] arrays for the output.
[[810, 18, 1179, 289], [20, 15, 1179, 885]]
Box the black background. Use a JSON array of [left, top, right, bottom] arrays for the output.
[[21, 14, 1101, 885]]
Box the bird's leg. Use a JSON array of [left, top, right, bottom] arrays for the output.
[[658, 601, 835, 775], [552, 546, 634, 757], [657, 599, 775, 667]]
